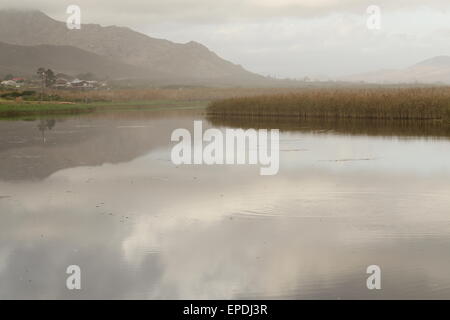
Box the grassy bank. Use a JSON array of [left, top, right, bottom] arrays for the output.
[[208, 88, 450, 121], [0, 100, 209, 117]]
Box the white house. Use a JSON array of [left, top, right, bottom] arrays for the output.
[[1, 80, 18, 87]]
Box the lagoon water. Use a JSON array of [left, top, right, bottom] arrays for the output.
[[0, 109, 450, 299]]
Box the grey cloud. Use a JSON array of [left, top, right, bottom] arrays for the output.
[[1, 0, 450, 25]]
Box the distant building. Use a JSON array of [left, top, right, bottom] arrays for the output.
[[54, 78, 70, 88], [67, 79, 100, 89], [12, 77, 26, 83], [86, 80, 99, 88], [49, 77, 106, 90], [69, 79, 88, 88], [1, 80, 18, 87]]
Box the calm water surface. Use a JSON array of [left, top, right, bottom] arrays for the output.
[[0, 109, 450, 299]]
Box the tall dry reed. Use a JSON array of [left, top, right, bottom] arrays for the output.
[[208, 88, 450, 121]]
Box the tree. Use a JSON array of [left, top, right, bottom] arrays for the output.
[[45, 69, 56, 87], [37, 68, 57, 87], [37, 68, 46, 79], [37, 67, 46, 101], [4, 74, 13, 80], [37, 68, 57, 101]]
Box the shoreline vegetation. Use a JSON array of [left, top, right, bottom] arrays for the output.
[[0, 87, 315, 117], [207, 87, 450, 122], [0, 99, 209, 118], [1, 87, 450, 126]]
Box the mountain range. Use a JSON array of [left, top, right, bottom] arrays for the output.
[[0, 9, 268, 85], [340, 56, 450, 84], [0, 9, 449, 85]]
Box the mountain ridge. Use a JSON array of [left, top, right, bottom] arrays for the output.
[[414, 56, 450, 68], [0, 41, 164, 79], [0, 9, 267, 85], [341, 56, 450, 84]]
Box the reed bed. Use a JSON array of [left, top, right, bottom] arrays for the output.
[[208, 88, 450, 121]]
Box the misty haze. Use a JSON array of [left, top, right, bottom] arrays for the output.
[[0, 0, 449, 303]]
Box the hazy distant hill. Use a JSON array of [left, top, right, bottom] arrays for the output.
[[415, 56, 450, 68], [0, 9, 267, 85], [342, 56, 450, 84]]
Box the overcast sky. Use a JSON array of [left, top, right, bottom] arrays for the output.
[[2, 0, 450, 79]]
